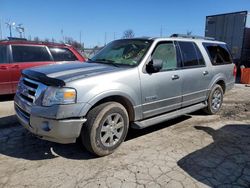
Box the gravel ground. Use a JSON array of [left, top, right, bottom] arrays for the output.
[[0, 84, 249, 188]]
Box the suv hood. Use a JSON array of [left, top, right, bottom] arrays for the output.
[[22, 61, 124, 86]]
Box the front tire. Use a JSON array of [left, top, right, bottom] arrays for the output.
[[203, 84, 224, 115], [81, 102, 129, 156]]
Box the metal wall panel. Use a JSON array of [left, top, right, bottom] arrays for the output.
[[205, 11, 247, 61]]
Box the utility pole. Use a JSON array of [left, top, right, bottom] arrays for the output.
[[0, 19, 2, 40], [104, 32, 107, 45], [79, 30, 82, 45], [113, 32, 116, 40], [61, 29, 64, 43], [160, 25, 162, 37], [6, 22, 14, 37]]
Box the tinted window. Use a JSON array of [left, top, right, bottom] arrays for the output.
[[152, 42, 178, 70], [12, 45, 51, 62], [178, 41, 203, 67], [203, 43, 232, 65], [0, 45, 7, 64], [49, 47, 77, 61]]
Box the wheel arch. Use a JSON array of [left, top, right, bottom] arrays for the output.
[[215, 80, 226, 93], [208, 75, 226, 94], [79, 92, 136, 122]]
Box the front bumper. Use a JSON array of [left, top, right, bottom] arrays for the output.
[[14, 97, 87, 144]]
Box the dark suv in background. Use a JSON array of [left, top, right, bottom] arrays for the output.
[[0, 39, 85, 95]]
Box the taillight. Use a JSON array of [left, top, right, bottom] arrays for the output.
[[233, 65, 237, 77]]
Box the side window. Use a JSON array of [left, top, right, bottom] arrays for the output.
[[49, 47, 78, 61], [178, 41, 204, 67], [151, 42, 178, 71], [203, 43, 232, 65], [0, 45, 7, 64], [12, 45, 51, 62]]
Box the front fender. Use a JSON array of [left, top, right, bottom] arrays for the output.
[[78, 84, 140, 117]]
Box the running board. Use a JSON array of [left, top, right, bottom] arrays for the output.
[[131, 102, 207, 129]]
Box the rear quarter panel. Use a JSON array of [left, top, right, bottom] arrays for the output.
[[208, 64, 235, 91], [196, 41, 235, 94]]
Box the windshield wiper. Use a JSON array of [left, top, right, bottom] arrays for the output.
[[92, 58, 119, 67]]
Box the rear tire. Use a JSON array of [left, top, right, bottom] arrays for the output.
[[203, 84, 224, 115], [81, 102, 129, 156]]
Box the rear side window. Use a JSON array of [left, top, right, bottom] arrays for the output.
[[12, 45, 51, 62], [203, 43, 232, 65], [178, 41, 205, 67], [0, 45, 7, 64], [49, 47, 78, 61]]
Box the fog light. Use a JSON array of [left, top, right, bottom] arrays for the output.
[[41, 121, 51, 132]]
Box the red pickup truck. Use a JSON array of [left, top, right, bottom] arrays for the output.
[[0, 39, 85, 95]]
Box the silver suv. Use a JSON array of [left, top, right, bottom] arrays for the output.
[[14, 35, 235, 156]]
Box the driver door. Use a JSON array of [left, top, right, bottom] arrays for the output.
[[139, 41, 183, 118]]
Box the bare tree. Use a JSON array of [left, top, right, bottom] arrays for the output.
[[64, 36, 84, 50], [33, 36, 40, 42], [44, 38, 50, 42], [187, 31, 192, 36], [122, 29, 135, 39], [51, 38, 56, 43]]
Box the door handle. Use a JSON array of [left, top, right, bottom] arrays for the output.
[[0, 66, 7, 70], [172, 75, 180, 80], [203, 71, 209, 75], [11, 65, 20, 69]]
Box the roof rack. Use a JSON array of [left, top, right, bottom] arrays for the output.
[[8, 37, 27, 41], [0, 38, 69, 46], [170, 34, 215, 41]]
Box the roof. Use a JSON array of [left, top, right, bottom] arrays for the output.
[[116, 35, 225, 44], [206, 10, 248, 18], [0, 39, 72, 47], [153, 37, 225, 44]]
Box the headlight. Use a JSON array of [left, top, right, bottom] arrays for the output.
[[42, 87, 76, 106]]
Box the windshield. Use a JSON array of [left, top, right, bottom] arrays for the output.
[[90, 39, 152, 66]]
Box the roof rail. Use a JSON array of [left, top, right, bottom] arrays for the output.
[[8, 37, 27, 41], [170, 34, 214, 40], [0, 38, 69, 46]]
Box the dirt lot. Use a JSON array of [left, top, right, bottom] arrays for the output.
[[0, 85, 250, 188]]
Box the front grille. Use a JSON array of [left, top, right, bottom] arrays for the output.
[[17, 77, 39, 105], [15, 104, 30, 121]]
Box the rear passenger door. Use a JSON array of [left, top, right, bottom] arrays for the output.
[[10, 45, 53, 93], [177, 41, 212, 107]]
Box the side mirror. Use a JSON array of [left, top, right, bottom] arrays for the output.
[[146, 59, 163, 73]]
